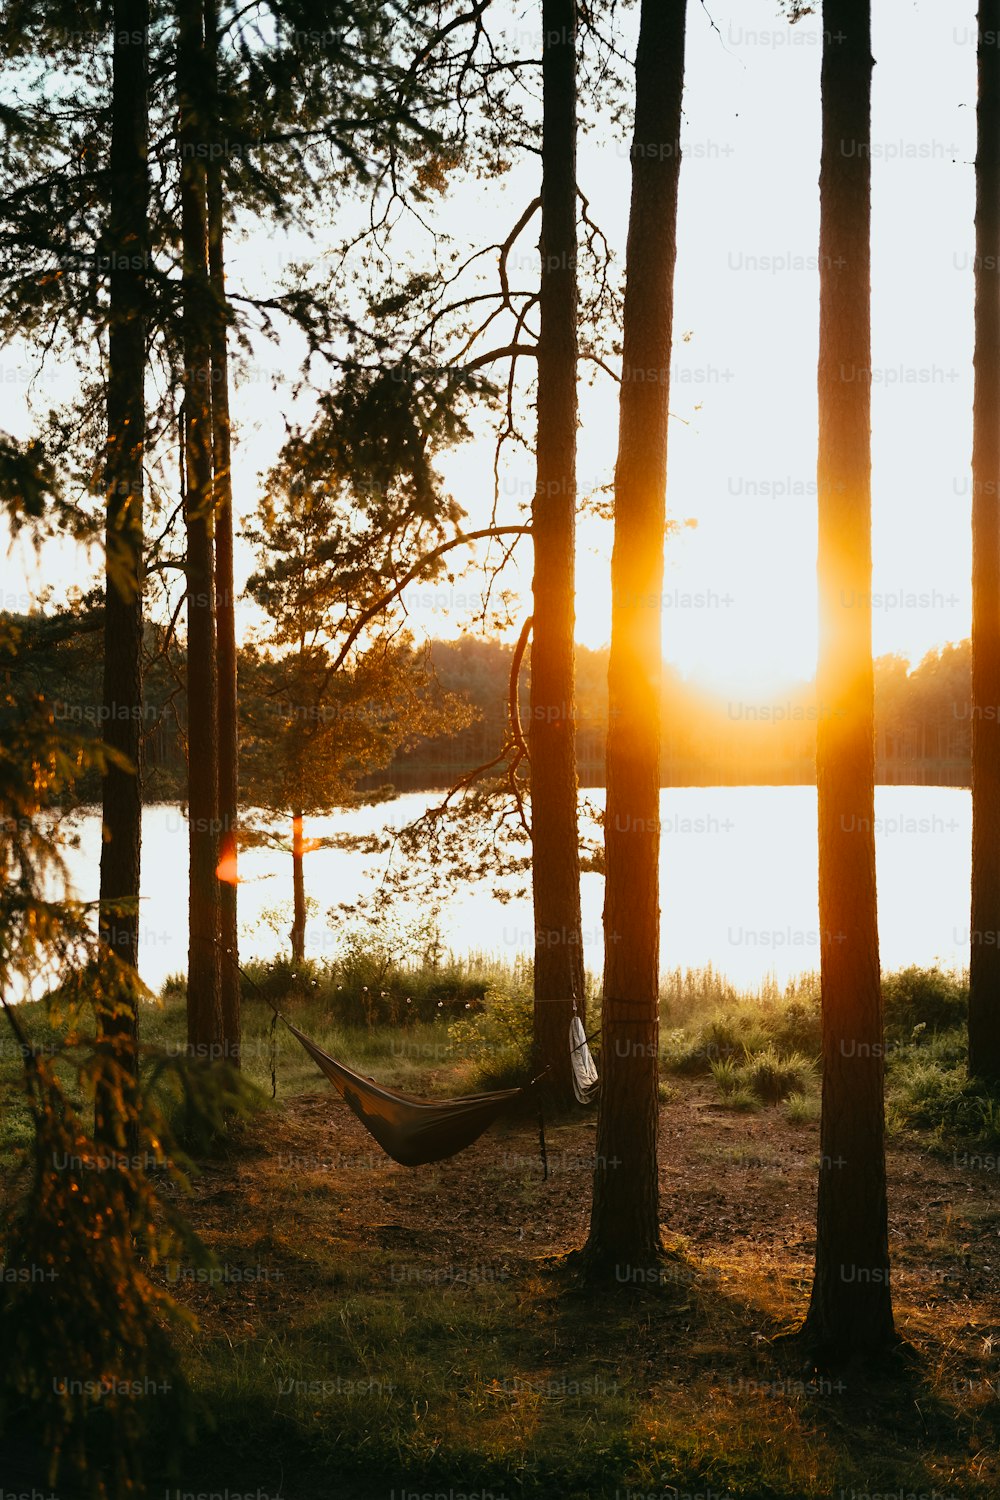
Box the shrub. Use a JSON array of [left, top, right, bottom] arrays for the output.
[[709, 1059, 761, 1113], [447, 988, 533, 1091], [881, 966, 966, 1039], [759, 994, 821, 1056], [241, 956, 326, 1004]]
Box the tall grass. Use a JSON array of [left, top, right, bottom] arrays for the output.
[[152, 958, 1000, 1148]]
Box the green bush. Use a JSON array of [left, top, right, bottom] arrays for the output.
[[665, 1010, 769, 1075], [240, 956, 327, 1003], [758, 993, 821, 1056], [447, 984, 535, 1088], [881, 965, 967, 1039]]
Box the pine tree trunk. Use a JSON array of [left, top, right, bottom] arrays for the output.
[[530, 0, 585, 1106], [291, 813, 306, 964], [179, 0, 222, 1058], [206, 0, 240, 1067], [96, 0, 149, 1150], [802, 0, 896, 1357], [969, 0, 1000, 1084], [583, 0, 686, 1274]]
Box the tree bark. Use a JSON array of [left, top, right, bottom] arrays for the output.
[[96, 0, 149, 1150], [179, 0, 223, 1058], [206, 0, 240, 1067], [802, 0, 896, 1357], [969, 0, 1000, 1084], [530, 0, 585, 1106], [290, 812, 306, 964], [583, 0, 686, 1273]]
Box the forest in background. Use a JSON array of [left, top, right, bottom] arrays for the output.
[[16, 612, 977, 792]]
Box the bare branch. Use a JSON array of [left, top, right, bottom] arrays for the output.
[[324, 523, 532, 684]]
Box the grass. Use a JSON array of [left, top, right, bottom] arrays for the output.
[[658, 963, 1000, 1152], [3, 959, 1000, 1498], [710, 1046, 817, 1108], [138, 1008, 1000, 1500]]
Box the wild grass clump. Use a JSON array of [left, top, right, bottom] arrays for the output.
[[664, 1011, 769, 1075], [742, 1046, 816, 1103], [784, 1088, 820, 1123], [710, 1047, 816, 1109], [886, 1050, 1000, 1153], [659, 972, 820, 1108], [708, 1059, 760, 1112]]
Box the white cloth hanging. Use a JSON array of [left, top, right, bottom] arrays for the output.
[[569, 1013, 599, 1105]]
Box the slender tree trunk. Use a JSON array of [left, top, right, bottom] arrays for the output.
[[530, 0, 585, 1106], [583, 0, 686, 1273], [206, 0, 240, 1067], [290, 812, 306, 964], [970, 0, 1000, 1085], [801, 0, 895, 1357], [179, 0, 222, 1057], [96, 0, 149, 1150]]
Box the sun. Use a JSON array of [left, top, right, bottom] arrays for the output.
[[573, 523, 817, 705]]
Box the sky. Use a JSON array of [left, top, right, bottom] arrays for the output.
[[2, 0, 982, 703]]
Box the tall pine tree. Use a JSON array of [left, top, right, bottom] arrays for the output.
[[583, 0, 686, 1273], [801, 0, 896, 1358], [530, 0, 586, 1104], [96, 0, 150, 1147], [969, 0, 1000, 1085]]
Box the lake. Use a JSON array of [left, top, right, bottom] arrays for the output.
[[54, 785, 971, 996]]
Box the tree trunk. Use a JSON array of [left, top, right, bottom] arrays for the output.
[[970, 0, 1000, 1085], [290, 812, 306, 964], [583, 0, 686, 1273], [96, 0, 149, 1150], [802, 0, 896, 1357], [206, 0, 240, 1067], [179, 0, 222, 1058], [530, 0, 585, 1106]]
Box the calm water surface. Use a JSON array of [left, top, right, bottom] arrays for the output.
[[56, 785, 970, 994]]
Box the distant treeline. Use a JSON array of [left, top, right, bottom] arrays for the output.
[[13, 610, 973, 796], [382, 636, 974, 788]]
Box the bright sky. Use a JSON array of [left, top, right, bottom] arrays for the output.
[[3, 0, 980, 702]]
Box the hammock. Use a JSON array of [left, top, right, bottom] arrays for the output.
[[281, 1017, 535, 1167], [275, 1010, 600, 1168]]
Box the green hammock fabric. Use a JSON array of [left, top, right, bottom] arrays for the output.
[[282, 1018, 529, 1167]]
